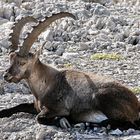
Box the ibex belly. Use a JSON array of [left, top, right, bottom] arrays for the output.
[[74, 111, 108, 123]]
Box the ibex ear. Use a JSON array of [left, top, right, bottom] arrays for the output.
[[9, 52, 16, 60], [35, 47, 42, 59], [35, 41, 47, 59]]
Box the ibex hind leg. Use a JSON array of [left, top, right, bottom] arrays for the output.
[[0, 103, 37, 118], [97, 119, 140, 130], [134, 119, 140, 130]]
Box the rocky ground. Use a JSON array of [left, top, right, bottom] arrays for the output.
[[0, 0, 140, 139]]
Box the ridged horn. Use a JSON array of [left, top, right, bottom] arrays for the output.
[[9, 16, 38, 53], [18, 12, 76, 56]]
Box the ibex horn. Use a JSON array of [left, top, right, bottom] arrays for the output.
[[9, 16, 38, 53], [18, 12, 76, 56]]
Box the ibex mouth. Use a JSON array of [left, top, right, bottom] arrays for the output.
[[4, 73, 19, 83], [4, 75, 14, 83], [10, 76, 21, 83]]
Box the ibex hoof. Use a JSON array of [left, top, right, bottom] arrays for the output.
[[36, 114, 47, 125], [59, 117, 71, 129]]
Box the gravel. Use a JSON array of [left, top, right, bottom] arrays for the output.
[[0, 0, 140, 139]]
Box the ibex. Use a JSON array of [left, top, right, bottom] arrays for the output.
[[0, 12, 140, 130]]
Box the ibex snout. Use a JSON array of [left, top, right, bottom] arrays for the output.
[[4, 67, 18, 83], [3, 70, 13, 82]]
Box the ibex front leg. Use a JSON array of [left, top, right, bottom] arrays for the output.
[[0, 103, 38, 118], [36, 107, 71, 129]]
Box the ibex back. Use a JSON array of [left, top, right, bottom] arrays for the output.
[[1, 12, 140, 130]]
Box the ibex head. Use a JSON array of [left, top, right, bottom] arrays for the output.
[[4, 12, 76, 83], [4, 52, 36, 83]]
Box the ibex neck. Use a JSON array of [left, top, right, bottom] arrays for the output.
[[26, 59, 59, 99], [31, 59, 58, 78]]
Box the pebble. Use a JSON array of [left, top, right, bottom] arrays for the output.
[[109, 129, 123, 136], [79, 42, 89, 50], [94, 4, 110, 16], [0, 17, 9, 25], [62, 52, 79, 60]]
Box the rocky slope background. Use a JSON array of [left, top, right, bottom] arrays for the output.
[[0, 0, 140, 139]]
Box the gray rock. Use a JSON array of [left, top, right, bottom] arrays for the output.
[[3, 3, 14, 20], [82, 0, 111, 5], [62, 52, 79, 60], [124, 129, 135, 135], [114, 33, 125, 42], [114, 42, 126, 49], [106, 18, 116, 32], [79, 42, 89, 50], [95, 18, 106, 30], [75, 9, 92, 20], [127, 36, 139, 45], [0, 39, 9, 49], [74, 123, 86, 130], [94, 4, 110, 16], [109, 129, 123, 136], [0, 17, 9, 25], [44, 42, 57, 52], [21, 2, 34, 10], [42, 29, 54, 41], [0, 3, 4, 17], [56, 47, 65, 56], [0, 48, 2, 53], [0, 85, 4, 95]]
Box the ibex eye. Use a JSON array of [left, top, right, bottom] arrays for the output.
[[20, 62, 26, 66]]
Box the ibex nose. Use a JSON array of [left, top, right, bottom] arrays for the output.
[[3, 71, 10, 81], [3, 73, 8, 80]]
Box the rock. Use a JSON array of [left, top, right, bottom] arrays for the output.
[[114, 33, 125, 42], [56, 47, 65, 56], [21, 2, 34, 10], [127, 36, 139, 45], [36, 128, 48, 140], [132, 30, 140, 36], [75, 9, 91, 20], [33, 9, 42, 19], [0, 3, 4, 17], [74, 123, 86, 130], [0, 85, 4, 95], [0, 48, 2, 53], [59, 20, 69, 31], [82, 0, 111, 5], [94, 4, 110, 16], [0, 39, 9, 49], [95, 18, 106, 30], [88, 29, 99, 35], [106, 18, 116, 32], [79, 42, 89, 50], [6, 0, 22, 7], [42, 29, 54, 41], [62, 52, 79, 60], [124, 129, 135, 135], [109, 129, 123, 136], [0, 17, 9, 25], [3, 3, 14, 20]]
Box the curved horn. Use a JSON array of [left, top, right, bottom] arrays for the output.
[[18, 12, 76, 56], [9, 17, 38, 53]]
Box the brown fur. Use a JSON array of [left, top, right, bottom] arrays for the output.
[[3, 52, 140, 128]]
